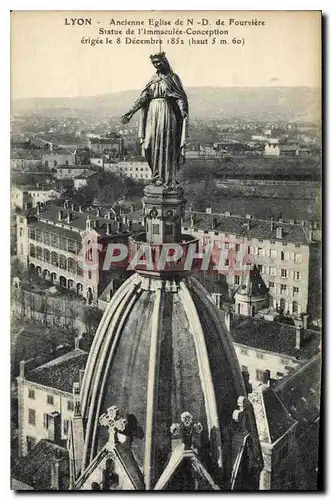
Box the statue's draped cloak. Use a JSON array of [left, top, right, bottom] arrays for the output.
[[136, 72, 188, 186]]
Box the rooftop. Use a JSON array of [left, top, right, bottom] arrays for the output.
[[231, 315, 320, 360], [26, 349, 88, 393], [28, 204, 143, 239], [126, 209, 311, 245], [11, 440, 69, 490]]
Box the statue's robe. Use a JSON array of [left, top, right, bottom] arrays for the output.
[[135, 72, 188, 186]]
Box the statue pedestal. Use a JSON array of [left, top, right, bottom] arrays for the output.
[[143, 184, 186, 245]]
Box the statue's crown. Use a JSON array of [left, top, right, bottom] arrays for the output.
[[150, 52, 166, 61]]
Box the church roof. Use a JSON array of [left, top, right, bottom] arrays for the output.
[[79, 272, 247, 489], [234, 265, 268, 297]]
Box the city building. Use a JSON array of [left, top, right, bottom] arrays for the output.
[[42, 151, 76, 169], [127, 208, 312, 317], [16, 201, 141, 305], [104, 161, 152, 181], [88, 133, 124, 156], [250, 353, 321, 490], [264, 144, 280, 156], [16, 340, 88, 457], [229, 315, 320, 391], [55, 165, 97, 180], [73, 171, 100, 190], [11, 185, 61, 210]]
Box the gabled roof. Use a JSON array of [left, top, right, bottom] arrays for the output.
[[234, 265, 268, 297], [231, 316, 320, 359], [26, 349, 88, 393], [11, 440, 69, 490]]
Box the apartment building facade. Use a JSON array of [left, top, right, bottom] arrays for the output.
[[16, 201, 140, 305], [17, 344, 87, 457]]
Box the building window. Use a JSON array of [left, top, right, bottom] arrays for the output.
[[269, 281, 275, 288], [295, 271, 301, 280], [269, 267, 276, 276], [26, 436, 36, 452], [281, 269, 288, 278], [152, 224, 160, 235], [19, 227, 23, 237], [235, 243, 240, 251], [88, 270, 92, 279], [295, 244, 301, 248], [257, 264, 263, 273], [276, 371, 284, 378], [293, 286, 299, 295], [47, 395, 54, 405], [247, 246, 251, 254], [258, 247, 264, 257], [280, 284, 287, 293], [256, 370, 265, 382], [234, 275, 240, 285], [240, 348, 248, 355], [29, 228, 36, 240], [295, 254, 302, 264], [269, 249, 277, 259], [28, 389, 35, 399], [282, 242, 288, 246], [28, 409, 36, 426], [256, 352, 264, 360], [43, 413, 49, 429], [43, 232, 50, 245], [67, 400, 74, 411], [224, 242, 229, 249], [225, 259, 229, 267], [63, 419, 69, 437], [281, 251, 284, 260], [241, 365, 248, 372]]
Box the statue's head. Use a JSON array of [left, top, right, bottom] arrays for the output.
[[150, 52, 171, 74]]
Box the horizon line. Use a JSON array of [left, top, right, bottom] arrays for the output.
[[12, 84, 321, 102]]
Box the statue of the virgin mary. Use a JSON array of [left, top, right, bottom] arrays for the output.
[[121, 52, 188, 187]]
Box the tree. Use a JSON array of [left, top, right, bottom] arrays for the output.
[[83, 306, 102, 337]]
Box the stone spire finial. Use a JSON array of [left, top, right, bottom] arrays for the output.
[[73, 382, 81, 417], [170, 411, 203, 449]]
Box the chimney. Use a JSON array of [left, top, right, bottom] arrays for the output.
[[48, 411, 61, 444], [190, 214, 195, 227], [78, 205, 83, 213], [67, 212, 73, 223], [247, 219, 251, 230], [188, 205, 193, 212], [71, 203, 76, 211], [270, 217, 274, 231], [19, 360, 26, 379], [36, 203, 41, 216], [246, 214, 252, 219], [79, 369, 85, 387], [106, 222, 112, 235], [86, 216, 91, 231], [262, 369, 271, 385], [130, 205, 135, 213], [96, 207, 101, 217], [114, 221, 120, 232], [50, 448, 62, 490], [128, 220, 133, 231], [93, 219, 99, 229], [64, 200, 69, 209], [212, 217, 218, 230], [74, 336, 81, 350], [206, 207, 212, 214], [225, 211, 231, 217], [224, 308, 233, 332], [294, 321, 304, 350], [57, 210, 63, 221], [276, 226, 283, 239]]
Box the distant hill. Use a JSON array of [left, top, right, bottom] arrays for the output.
[[11, 86, 320, 123]]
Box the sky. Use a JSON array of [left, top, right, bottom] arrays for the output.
[[11, 10, 321, 99]]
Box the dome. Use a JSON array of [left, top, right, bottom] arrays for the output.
[[79, 272, 249, 489]]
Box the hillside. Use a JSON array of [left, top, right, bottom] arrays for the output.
[[12, 86, 320, 123]]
